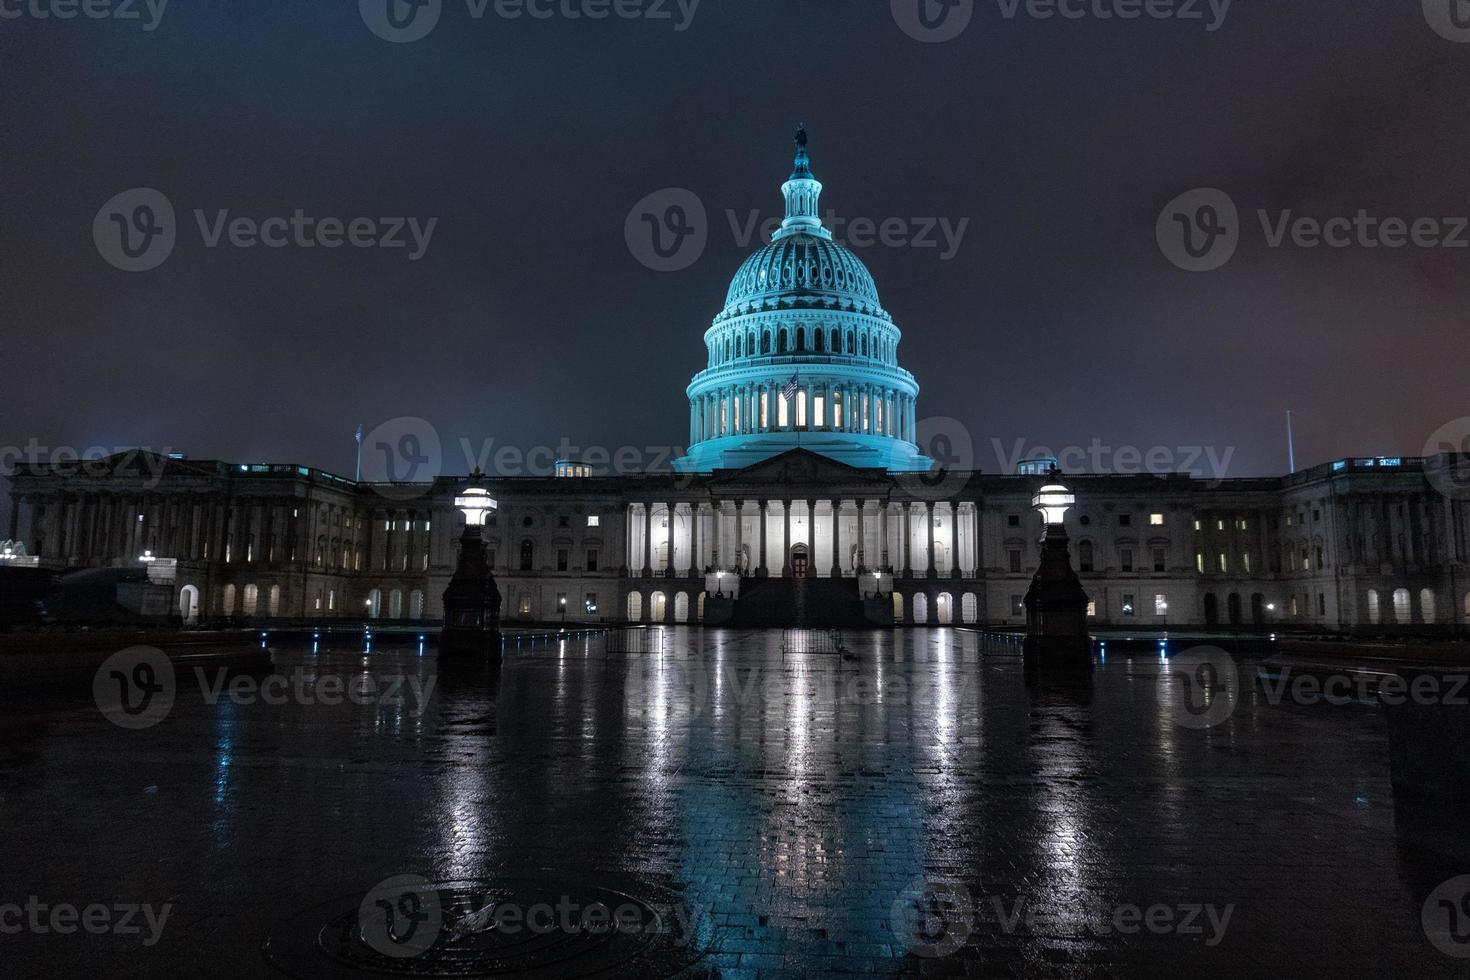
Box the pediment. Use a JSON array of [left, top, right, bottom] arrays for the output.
[[710, 449, 891, 489]]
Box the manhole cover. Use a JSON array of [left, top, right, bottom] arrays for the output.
[[263, 876, 711, 978]]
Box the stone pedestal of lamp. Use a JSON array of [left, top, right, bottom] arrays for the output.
[[1022, 477, 1093, 673], [440, 480, 503, 661]]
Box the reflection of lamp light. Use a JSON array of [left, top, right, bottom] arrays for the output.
[[454, 483, 497, 526], [1033, 483, 1075, 525], [138, 550, 155, 563]]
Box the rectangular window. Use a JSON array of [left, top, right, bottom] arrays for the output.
[[1155, 593, 1168, 615], [1196, 552, 1204, 574], [1315, 546, 1324, 569], [734, 398, 740, 432], [1009, 550, 1022, 573], [1011, 594, 1024, 615], [1121, 549, 1134, 573], [1122, 594, 1136, 616], [1008, 514, 1020, 527], [760, 391, 769, 428], [1150, 513, 1164, 526], [1318, 593, 1326, 616], [778, 395, 789, 428], [1119, 514, 1132, 527], [814, 394, 826, 428], [1193, 518, 1202, 531], [1086, 601, 1097, 617], [832, 391, 842, 430], [557, 549, 569, 571], [1243, 552, 1251, 573], [1217, 519, 1225, 531], [586, 549, 599, 572], [1218, 553, 1228, 573], [587, 515, 601, 527], [585, 593, 599, 614], [796, 392, 807, 428], [518, 597, 532, 615]]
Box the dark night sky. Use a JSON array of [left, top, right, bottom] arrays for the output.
[[3, 0, 1468, 488]]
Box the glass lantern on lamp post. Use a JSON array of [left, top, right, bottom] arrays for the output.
[[439, 471, 503, 660], [1022, 471, 1092, 671]]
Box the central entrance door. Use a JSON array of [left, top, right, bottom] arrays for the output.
[[791, 545, 809, 578]]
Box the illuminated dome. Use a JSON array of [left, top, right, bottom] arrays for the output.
[[721, 235, 884, 319], [674, 130, 931, 475]]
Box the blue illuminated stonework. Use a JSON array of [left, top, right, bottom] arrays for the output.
[[674, 131, 932, 474]]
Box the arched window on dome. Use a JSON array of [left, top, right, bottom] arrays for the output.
[[861, 334, 868, 357], [830, 328, 839, 352], [796, 328, 805, 351], [725, 337, 731, 361], [778, 331, 788, 354], [814, 330, 824, 352], [748, 331, 756, 355], [845, 330, 854, 354], [762, 331, 772, 354], [735, 336, 742, 358]]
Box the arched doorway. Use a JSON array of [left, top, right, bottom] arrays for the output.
[[892, 593, 904, 622], [1421, 589, 1437, 624], [1366, 589, 1380, 625], [1251, 593, 1265, 625], [790, 544, 810, 578], [936, 593, 953, 625], [178, 585, 199, 625], [367, 589, 382, 619], [1227, 593, 1242, 626], [268, 584, 281, 618], [650, 591, 667, 622], [961, 593, 978, 624], [674, 592, 689, 623], [626, 592, 643, 622], [1203, 593, 1219, 626], [913, 593, 929, 624]]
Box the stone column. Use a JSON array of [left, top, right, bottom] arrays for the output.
[[642, 503, 653, 577], [880, 502, 890, 571], [782, 500, 792, 576], [688, 503, 700, 577], [856, 499, 867, 572], [950, 501, 960, 577], [758, 501, 769, 576], [705, 502, 717, 570], [733, 500, 745, 575], [926, 502, 938, 577], [830, 500, 842, 577], [902, 503, 913, 577]]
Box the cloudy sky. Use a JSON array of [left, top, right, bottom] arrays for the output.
[[3, 0, 1467, 486]]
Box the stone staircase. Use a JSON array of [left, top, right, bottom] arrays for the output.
[[729, 576, 868, 629]]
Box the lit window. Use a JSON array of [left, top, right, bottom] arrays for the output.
[[1217, 520, 1225, 531], [1218, 553, 1228, 573], [1122, 595, 1135, 616], [1150, 513, 1164, 526], [587, 515, 601, 527], [1193, 518, 1201, 531], [1086, 601, 1097, 617], [1155, 594, 1168, 615], [1195, 552, 1204, 574], [1243, 552, 1252, 573]]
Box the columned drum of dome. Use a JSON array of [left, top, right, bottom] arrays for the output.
[[674, 131, 933, 474]]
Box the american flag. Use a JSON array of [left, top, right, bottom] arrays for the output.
[[782, 374, 800, 400]]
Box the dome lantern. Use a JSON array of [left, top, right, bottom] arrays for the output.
[[775, 125, 831, 243]]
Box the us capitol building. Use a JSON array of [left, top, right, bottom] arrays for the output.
[[8, 135, 1470, 631]]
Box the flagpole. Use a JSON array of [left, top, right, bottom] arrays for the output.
[[355, 425, 364, 482]]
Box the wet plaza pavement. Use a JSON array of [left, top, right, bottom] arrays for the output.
[[1, 627, 1467, 978]]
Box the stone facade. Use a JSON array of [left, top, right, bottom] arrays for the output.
[[8, 449, 1468, 630]]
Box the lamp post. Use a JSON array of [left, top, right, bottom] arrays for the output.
[[439, 471, 503, 660], [558, 594, 567, 630], [1022, 472, 1092, 672]]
